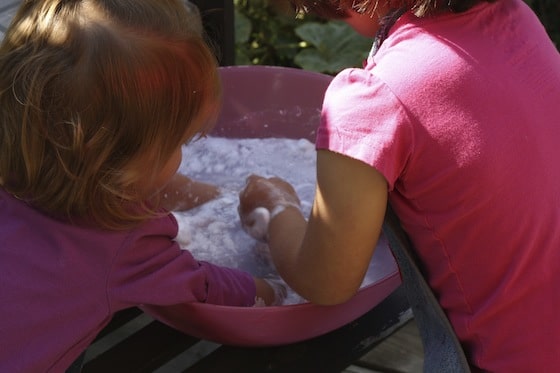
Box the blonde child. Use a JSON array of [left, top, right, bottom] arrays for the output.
[[0, 1, 282, 371]]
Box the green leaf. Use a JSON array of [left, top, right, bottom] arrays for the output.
[[294, 49, 336, 73], [234, 10, 252, 44], [294, 21, 372, 74]]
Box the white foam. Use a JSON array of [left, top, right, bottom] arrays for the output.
[[173, 136, 386, 305]]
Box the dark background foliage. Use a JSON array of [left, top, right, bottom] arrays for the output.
[[233, 0, 559, 74]]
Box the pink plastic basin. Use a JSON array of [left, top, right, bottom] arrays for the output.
[[178, 65, 401, 346]]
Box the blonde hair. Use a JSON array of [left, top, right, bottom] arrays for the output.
[[0, 0, 222, 229]]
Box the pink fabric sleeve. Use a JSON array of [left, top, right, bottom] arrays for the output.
[[315, 67, 414, 191]]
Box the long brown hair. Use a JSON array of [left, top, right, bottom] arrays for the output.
[[289, 0, 494, 19], [0, 0, 221, 229]]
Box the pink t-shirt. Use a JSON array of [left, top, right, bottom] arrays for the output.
[[316, 0, 560, 371], [0, 188, 255, 372]]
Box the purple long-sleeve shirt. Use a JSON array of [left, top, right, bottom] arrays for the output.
[[0, 188, 255, 372]]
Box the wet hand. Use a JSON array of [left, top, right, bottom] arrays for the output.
[[159, 174, 220, 211], [238, 175, 301, 241], [253, 275, 288, 307]]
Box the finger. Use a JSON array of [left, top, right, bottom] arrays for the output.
[[245, 174, 264, 185], [268, 177, 297, 193]]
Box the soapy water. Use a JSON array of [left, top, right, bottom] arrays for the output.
[[173, 136, 390, 305]]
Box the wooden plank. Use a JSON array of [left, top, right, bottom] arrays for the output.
[[355, 319, 424, 373], [83, 319, 201, 373], [93, 308, 143, 341]]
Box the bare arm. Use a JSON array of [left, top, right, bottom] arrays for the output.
[[241, 150, 388, 305], [157, 173, 220, 211]]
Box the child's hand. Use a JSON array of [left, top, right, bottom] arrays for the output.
[[158, 173, 220, 211], [253, 276, 288, 306], [238, 175, 301, 241]]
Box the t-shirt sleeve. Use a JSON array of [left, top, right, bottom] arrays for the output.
[[107, 214, 256, 311], [315, 67, 413, 191]]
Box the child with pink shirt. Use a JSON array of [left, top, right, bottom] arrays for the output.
[[239, 0, 560, 371]]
